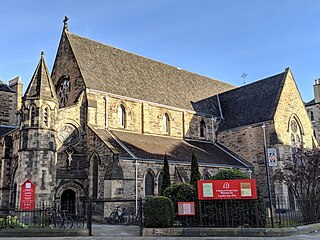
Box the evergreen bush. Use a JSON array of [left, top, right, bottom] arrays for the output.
[[163, 183, 198, 225], [144, 196, 174, 228], [190, 152, 201, 188], [160, 154, 171, 195]]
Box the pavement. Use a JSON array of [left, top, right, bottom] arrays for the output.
[[2, 224, 320, 239]]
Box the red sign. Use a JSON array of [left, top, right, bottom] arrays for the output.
[[20, 180, 36, 210], [198, 179, 257, 200], [178, 202, 195, 216]]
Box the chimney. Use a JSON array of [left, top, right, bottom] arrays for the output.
[[314, 78, 320, 103], [9, 76, 23, 125]]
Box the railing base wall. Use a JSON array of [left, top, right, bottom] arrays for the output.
[[143, 223, 320, 237], [0, 228, 89, 237]]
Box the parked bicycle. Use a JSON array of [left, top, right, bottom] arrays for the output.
[[128, 208, 141, 226], [109, 206, 130, 225], [45, 208, 73, 228]]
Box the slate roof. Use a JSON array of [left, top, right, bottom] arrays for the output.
[[305, 99, 315, 106], [89, 125, 250, 168], [0, 80, 14, 93], [66, 31, 235, 114], [0, 126, 17, 138], [216, 70, 287, 131], [24, 52, 57, 101]]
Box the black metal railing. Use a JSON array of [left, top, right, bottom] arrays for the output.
[[167, 197, 320, 228], [0, 201, 91, 230]]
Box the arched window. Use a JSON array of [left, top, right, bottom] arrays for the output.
[[43, 107, 49, 127], [145, 171, 154, 196], [163, 113, 170, 134], [157, 172, 164, 195], [30, 105, 36, 127], [290, 118, 302, 154], [92, 155, 99, 199], [310, 111, 315, 121], [200, 120, 206, 138], [118, 105, 126, 128]]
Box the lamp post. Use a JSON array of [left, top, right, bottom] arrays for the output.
[[135, 159, 139, 216], [262, 122, 274, 228]]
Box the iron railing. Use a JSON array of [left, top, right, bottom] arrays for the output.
[[0, 201, 91, 230]]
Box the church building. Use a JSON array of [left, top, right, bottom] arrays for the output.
[[0, 18, 316, 216]]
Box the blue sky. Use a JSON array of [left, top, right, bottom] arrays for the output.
[[0, 0, 319, 102]]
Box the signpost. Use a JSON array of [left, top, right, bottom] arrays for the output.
[[20, 180, 35, 210], [197, 179, 257, 200]]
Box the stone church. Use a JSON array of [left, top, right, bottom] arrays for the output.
[[0, 18, 316, 215]]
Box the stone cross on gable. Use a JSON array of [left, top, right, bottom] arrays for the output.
[[63, 16, 69, 31]]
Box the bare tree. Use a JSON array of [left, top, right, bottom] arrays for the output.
[[274, 148, 320, 222]]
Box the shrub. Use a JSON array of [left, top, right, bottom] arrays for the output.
[[163, 182, 197, 204], [163, 183, 198, 225], [144, 196, 174, 228]]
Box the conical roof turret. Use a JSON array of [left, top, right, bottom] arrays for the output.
[[24, 52, 57, 101]]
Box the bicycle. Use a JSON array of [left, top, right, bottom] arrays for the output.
[[56, 209, 73, 228], [109, 206, 130, 225], [128, 208, 141, 226]]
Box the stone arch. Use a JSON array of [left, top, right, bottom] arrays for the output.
[[117, 104, 126, 128], [55, 180, 88, 206], [287, 114, 304, 135], [287, 114, 304, 151], [144, 169, 155, 196], [42, 104, 50, 128], [89, 152, 101, 199], [162, 112, 171, 134], [199, 119, 206, 138], [29, 104, 36, 127], [156, 170, 164, 196]]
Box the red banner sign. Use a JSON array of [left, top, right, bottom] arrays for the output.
[[20, 180, 35, 210], [198, 179, 257, 200]]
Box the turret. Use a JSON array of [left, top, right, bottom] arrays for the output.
[[18, 52, 58, 202]]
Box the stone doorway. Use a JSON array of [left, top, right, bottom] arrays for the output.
[[61, 189, 76, 215]]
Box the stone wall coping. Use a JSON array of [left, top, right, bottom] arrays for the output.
[[0, 228, 89, 237], [143, 223, 320, 237]]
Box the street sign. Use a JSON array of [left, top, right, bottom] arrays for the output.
[[198, 179, 257, 200], [20, 180, 35, 210], [267, 148, 278, 167]]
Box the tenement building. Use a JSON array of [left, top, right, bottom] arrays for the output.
[[0, 18, 316, 216], [305, 79, 320, 143]]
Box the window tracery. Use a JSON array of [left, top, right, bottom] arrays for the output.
[[58, 77, 70, 108]]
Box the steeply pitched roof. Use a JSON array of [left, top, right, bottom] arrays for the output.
[[89, 125, 250, 168], [65, 31, 235, 114], [24, 52, 57, 101], [216, 70, 287, 131]]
